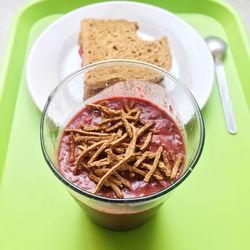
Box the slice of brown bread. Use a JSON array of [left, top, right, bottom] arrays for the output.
[[83, 66, 164, 99], [79, 19, 172, 99]]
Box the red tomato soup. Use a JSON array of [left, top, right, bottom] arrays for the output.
[[58, 97, 185, 199]]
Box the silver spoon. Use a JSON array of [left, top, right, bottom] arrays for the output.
[[205, 36, 237, 134]]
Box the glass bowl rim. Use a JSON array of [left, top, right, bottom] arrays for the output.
[[40, 59, 205, 204]]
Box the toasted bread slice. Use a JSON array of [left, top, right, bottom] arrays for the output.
[[79, 19, 172, 99]]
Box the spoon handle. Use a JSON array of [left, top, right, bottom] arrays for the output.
[[214, 61, 237, 134]]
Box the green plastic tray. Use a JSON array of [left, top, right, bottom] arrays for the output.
[[0, 0, 250, 249]]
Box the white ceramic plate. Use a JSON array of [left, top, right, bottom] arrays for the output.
[[26, 1, 214, 111]]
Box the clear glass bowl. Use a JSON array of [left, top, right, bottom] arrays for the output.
[[40, 60, 205, 230]]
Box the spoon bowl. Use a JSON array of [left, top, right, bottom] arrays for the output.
[[205, 36, 227, 61]]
